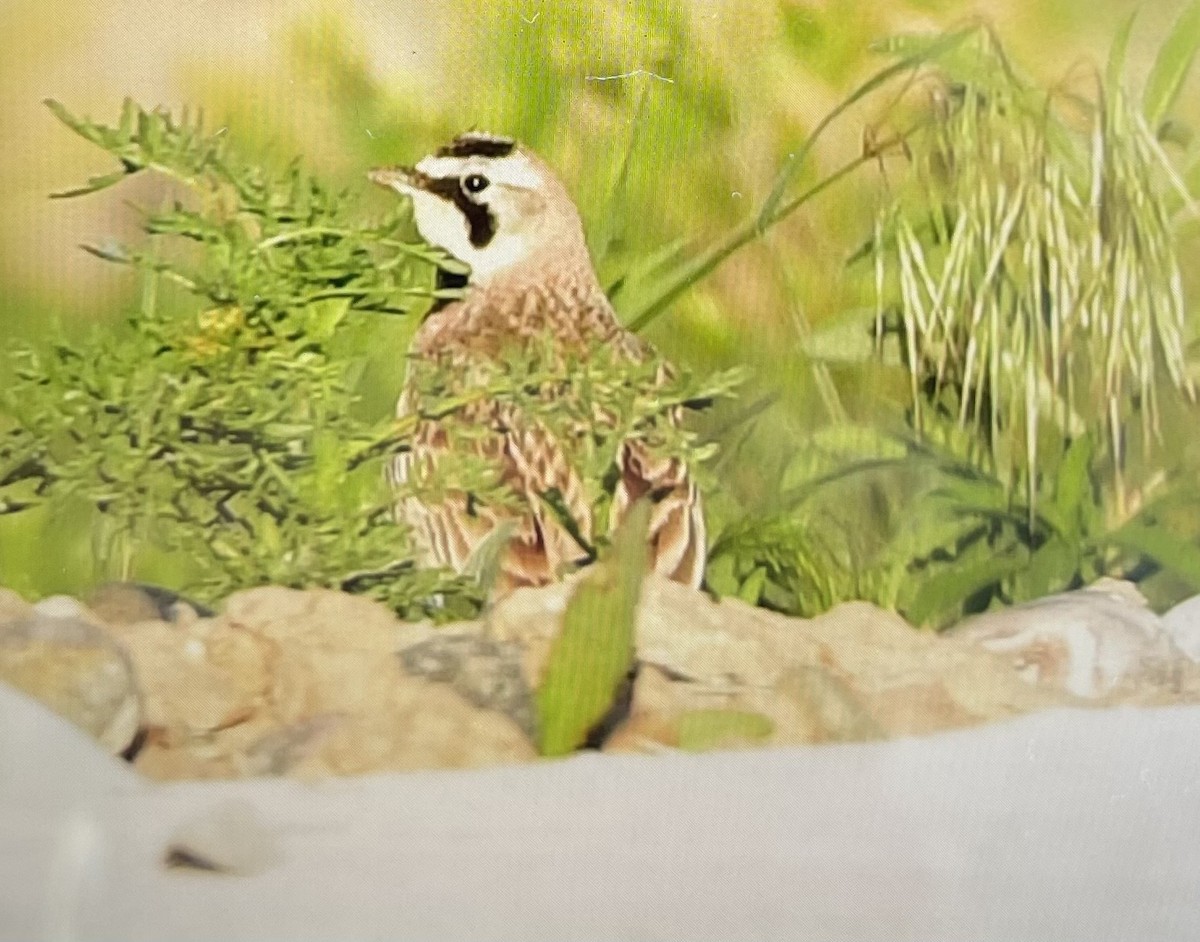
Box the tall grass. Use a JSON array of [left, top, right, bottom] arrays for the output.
[[878, 28, 1195, 520]]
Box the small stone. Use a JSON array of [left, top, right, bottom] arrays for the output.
[[0, 615, 141, 755], [32, 595, 93, 620], [87, 583, 164, 625], [88, 582, 213, 625], [1162, 594, 1200, 662], [399, 634, 535, 737], [951, 580, 1179, 699], [0, 588, 33, 623], [163, 799, 280, 875]]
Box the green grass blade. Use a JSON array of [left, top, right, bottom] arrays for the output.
[[1142, 2, 1200, 132], [595, 85, 650, 264], [757, 26, 977, 229], [1107, 522, 1200, 589], [623, 150, 872, 331], [50, 170, 136, 200], [1106, 12, 1139, 89], [678, 710, 774, 751], [907, 548, 1029, 628], [44, 98, 105, 144], [621, 28, 979, 333], [535, 501, 649, 756]]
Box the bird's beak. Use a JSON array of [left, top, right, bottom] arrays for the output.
[[367, 165, 422, 195]]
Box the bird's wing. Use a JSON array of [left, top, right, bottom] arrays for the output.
[[392, 392, 595, 590], [610, 439, 706, 589], [494, 408, 596, 586]]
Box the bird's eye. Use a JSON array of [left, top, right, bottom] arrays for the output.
[[463, 174, 490, 195]]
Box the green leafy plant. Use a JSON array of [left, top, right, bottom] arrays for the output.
[[872, 19, 1200, 625], [400, 340, 742, 555], [0, 100, 739, 619], [708, 16, 1200, 626], [2, 100, 479, 617], [536, 501, 649, 757]]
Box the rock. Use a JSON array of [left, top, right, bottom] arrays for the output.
[[163, 799, 280, 875], [399, 634, 536, 737], [950, 579, 1187, 700], [0, 587, 33, 623], [222, 585, 426, 652], [803, 600, 1070, 731], [88, 581, 215, 626], [491, 571, 1198, 755], [495, 575, 1073, 753], [129, 586, 535, 779], [1162, 594, 1200, 662], [120, 617, 270, 741], [0, 613, 141, 755], [280, 677, 537, 778], [7, 570, 1200, 781], [32, 594, 94, 620]]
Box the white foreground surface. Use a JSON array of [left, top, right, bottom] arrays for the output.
[[2, 683, 1198, 942]]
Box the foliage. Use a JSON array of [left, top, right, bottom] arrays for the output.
[[0, 100, 737, 618], [2, 101, 473, 617], [876, 27, 1194, 507], [3, 4, 1200, 645], [677, 709, 775, 752], [400, 340, 742, 553], [872, 17, 1200, 625], [710, 15, 1200, 626], [536, 501, 649, 757]]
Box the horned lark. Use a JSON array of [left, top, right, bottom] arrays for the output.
[[370, 133, 705, 592]]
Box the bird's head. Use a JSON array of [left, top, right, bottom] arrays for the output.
[[369, 133, 589, 284]]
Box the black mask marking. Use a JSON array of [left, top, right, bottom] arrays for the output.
[[422, 174, 497, 248], [437, 134, 516, 159]]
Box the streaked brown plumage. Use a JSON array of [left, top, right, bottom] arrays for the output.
[[370, 133, 704, 592]]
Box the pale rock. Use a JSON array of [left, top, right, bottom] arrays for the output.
[[0, 615, 140, 755], [8, 569, 1200, 781], [486, 579, 574, 684], [121, 617, 270, 737], [0, 588, 33, 622], [222, 585, 426, 652], [801, 601, 1068, 731], [283, 677, 537, 777], [263, 637, 535, 776], [950, 579, 1183, 699], [398, 634, 535, 737], [135, 719, 280, 781], [87, 583, 164, 625], [163, 798, 280, 875], [32, 595, 93, 620], [1162, 593, 1200, 662], [607, 580, 1069, 750], [88, 582, 214, 626], [637, 577, 818, 686], [130, 586, 535, 779]]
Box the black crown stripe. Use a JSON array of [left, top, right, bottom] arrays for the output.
[[437, 135, 516, 159]]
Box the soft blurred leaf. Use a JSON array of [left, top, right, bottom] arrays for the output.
[[678, 709, 774, 751], [1108, 523, 1200, 589], [536, 501, 649, 757], [759, 26, 978, 227], [1143, 2, 1200, 132], [907, 541, 1028, 628], [1106, 11, 1139, 89]]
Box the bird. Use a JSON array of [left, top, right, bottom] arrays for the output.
[[368, 132, 706, 594]]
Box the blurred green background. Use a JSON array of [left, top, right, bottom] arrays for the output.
[[2, 0, 1197, 611]]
